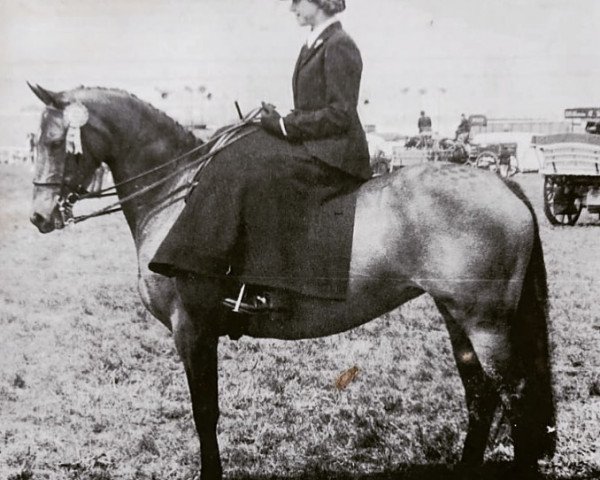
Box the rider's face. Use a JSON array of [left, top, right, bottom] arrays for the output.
[[290, 0, 320, 28]]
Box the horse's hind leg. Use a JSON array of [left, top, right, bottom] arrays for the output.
[[438, 295, 549, 474], [435, 301, 499, 465], [173, 275, 225, 480]]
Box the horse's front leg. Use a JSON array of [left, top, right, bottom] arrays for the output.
[[174, 275, 225, 480]]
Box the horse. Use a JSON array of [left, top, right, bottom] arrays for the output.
[[28, 84, 556, 479], [405, 134, 433, 150], [404, 136, 420, 148]]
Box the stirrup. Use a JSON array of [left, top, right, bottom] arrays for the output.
[[222, 283, 269, 315]]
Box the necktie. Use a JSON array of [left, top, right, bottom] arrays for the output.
[[299, 45, 310, 63]]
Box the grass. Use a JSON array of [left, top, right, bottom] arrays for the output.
[[0, 164, 599, 479]]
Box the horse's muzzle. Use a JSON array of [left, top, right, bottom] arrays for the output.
[[30, 212, 57, 233]]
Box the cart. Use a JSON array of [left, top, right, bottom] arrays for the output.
[[372, 142, 474, 174], [533, 133, 600, 225]]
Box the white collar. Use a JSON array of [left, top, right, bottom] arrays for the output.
[[305, 15, 339, 48]]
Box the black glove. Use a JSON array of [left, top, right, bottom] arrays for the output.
[[260, 101, 284, 138]]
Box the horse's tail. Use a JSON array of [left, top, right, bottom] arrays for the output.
[[505, 179, 557, 461]]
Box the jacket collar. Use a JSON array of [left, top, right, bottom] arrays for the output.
[[298, 21, 342, 68], [306, 16, 340, 48]]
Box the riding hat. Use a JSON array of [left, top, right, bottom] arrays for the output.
[[284, 0, 346, 15]]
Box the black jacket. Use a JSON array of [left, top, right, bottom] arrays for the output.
[[282, 22, 371, 180]]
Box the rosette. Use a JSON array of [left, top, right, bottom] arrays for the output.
[[63, 102, 89, 155]]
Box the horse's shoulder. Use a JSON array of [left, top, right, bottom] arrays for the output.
[[137, 268, 177, 329]]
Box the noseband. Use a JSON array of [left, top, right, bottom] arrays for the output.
[[33, 168, 90, 226]]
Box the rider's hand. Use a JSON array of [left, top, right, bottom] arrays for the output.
[[260, 102, 285, 138], [261, 101, 278, 116]]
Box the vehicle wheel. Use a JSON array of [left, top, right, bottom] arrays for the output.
[[475, 151, 499, 173], [371, 159, 390, 176], [543, 176, 582, 226], [446, 145, 468, 164]]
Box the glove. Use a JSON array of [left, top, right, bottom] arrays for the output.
[[261, 101, 277, 116], [260, 101, 284, 138]]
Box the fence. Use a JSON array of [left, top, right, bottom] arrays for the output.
[[472, 120, 572, 135], [0, 147, 33, 165]]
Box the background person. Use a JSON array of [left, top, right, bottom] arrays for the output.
[[455, 113, 471, 142], [416, 110, 433, 148], [417, 110, 432, 134], [27, 132, 37, 163]]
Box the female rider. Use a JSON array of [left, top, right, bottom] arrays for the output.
[[150, 0, 370, 318]]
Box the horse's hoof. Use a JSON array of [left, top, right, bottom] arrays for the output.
[[200, 470, 223, 480], [512, 463, 542, 480], [452, 463, 482, 480]]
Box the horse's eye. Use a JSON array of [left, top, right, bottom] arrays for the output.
[[48, 139, 63, 149]]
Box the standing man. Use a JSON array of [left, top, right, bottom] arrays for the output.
[[455, 113, 471, 142], [417, 110, 433, 149], [418, 110, 432, 134], [27, 132, 37, 164]]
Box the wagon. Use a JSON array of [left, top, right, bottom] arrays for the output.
[[533, 133, 600, 225], [371, 142, 473, 175]]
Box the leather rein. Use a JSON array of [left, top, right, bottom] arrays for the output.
[[37, 107, 261, 226]]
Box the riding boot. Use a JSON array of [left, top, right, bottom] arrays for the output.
[[176, 273, 249, 338]]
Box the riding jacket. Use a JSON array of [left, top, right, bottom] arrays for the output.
[[281, 22, 371, 180]]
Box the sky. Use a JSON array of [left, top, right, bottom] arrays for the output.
[[0, 0, 599, 145]]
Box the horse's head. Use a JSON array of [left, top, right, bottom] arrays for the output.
[[28, 83, 105, 233]]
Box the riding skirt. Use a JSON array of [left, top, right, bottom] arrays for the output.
[[149, 128, 363, 300]]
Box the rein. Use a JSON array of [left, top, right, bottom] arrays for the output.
[[65, 108, 262, 225]]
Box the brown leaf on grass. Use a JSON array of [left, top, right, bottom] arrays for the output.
[[335, 366, 360, 390], [590, 379, 600, 396], [13, 373, 26, 389], [138, 433, 160, 456]]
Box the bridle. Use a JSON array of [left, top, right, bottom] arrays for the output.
[[33, 127, 92, 226], [34, 103, 262, 227]]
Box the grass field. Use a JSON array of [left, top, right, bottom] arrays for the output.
[[0, 164, 599, 480]]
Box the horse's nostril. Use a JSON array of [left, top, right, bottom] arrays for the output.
[[30, 213, 54, 233], [30, 212, 44, 226]]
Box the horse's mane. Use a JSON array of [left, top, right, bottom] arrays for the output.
[[72, 86, 199, 144]]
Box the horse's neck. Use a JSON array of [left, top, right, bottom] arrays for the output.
[[97, 98, 200, 247]]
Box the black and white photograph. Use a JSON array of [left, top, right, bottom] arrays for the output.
[[0, 1, 599, 479]]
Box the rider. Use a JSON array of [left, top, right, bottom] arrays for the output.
[[260, 0, 369, 178], [149, 0, 370, 317]]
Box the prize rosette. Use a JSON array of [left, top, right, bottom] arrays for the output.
[[63, 102, 89, 154], [64, 102, 89, 128]]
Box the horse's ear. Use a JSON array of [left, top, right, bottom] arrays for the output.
[[27, 82, 65, 109]]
